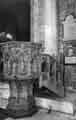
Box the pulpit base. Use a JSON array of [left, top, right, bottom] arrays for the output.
[[6, 80, 37, 118], [6, 105, 37, 118]]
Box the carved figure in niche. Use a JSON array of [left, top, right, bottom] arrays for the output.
[[68, 48, 73, 56], [41, 58, 48, 73], [50, 63, 52, 76], [18, 53, 26, 74], [50, 57, 56, 81], [8, 56, 15, 75]]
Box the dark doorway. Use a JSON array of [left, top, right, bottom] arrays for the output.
[[0, 0, 30, 41]]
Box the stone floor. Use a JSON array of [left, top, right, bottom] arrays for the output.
[[2, 90, 76, 120], [4, 111, 76, 120]]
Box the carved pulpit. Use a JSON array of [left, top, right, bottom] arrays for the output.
[[0, 41, 41, 117]]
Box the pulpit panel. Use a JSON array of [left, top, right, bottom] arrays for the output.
[[1, 41, 41, 80]]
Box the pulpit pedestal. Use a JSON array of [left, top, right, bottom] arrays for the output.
[[0, 41, 41, 118], [6, 79, 37, 118]]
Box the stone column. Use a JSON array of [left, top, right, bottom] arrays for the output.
[[44, 0, 57, 56], [31, 0, 57, 56], [31, 0, 39, 43]]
